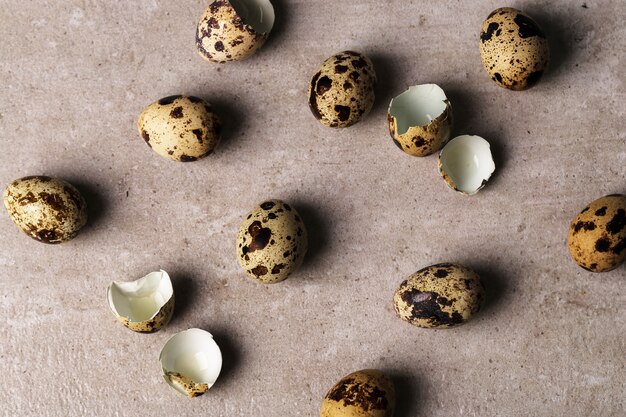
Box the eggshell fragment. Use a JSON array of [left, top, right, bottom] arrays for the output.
[[196, 0, 275, 63], [438, 135, 495, 195], [320, 369, 395, 417], [107, 270, 174, 333], [567, 194, 626, 272], [160, 328, 223, 397], [388, 84, 452, 157]]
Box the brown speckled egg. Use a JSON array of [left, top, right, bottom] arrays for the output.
[[196, 0, 275, 63], [236, 200, 308, 283], [3, 176, 87, 244], [479, 7, 549, 90], [567, 194, 626, 272], [393, 263, 485, 328], [308, 51, 377, 128], [137, 95, 221, 162], [320, 369, 395, 417]]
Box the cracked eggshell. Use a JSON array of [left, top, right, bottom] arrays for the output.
[[320, 369, 395, 417], [393, 263, 485, 329], [567, 194, 626, 272], [479, 7, 549, 90], [196, 0, 275, 63], [388, 84, 452, 157], [3, 176, 87, 244], [160, 328, 222, 397], [137, 95, 221, 162], [107, 270, 174, 333], [438, 135, 495, 195], [308, 51, 377, 128], [236, 199, 307, 283]]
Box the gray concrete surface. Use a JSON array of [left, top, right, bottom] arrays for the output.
[[0, 1, 625, 416]]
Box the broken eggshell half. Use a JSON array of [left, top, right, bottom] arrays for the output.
[[388, 84, 452, 157], [438, 135, 496, 195], [196, 0, 275, 63], [107, 270, 174, 333], [160, 328, 223, 398]]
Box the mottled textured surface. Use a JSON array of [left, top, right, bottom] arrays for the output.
[[0, 1, 625, 416]]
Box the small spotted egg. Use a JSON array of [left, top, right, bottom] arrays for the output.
[[567, 194, 626, 272], [308, 51, 377, 128], [320, 369, 395, 417], [137, 95, 221, 162], [479, 7, 549, 90], [393, 263, 485, 328], [236, 200, 308, 283]]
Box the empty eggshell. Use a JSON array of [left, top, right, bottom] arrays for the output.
[[388, 84, 452, 157], [3, 176, 87, 244], [438, 135, 495, 195], [320, 369, 395, 417], [196, 0, 275, 63], [160, 328, 223, 397], [567, 194, 626, 272], [107, 270, 174, 333], [137, 95, 221, 162], [479, 7, 549, 90]]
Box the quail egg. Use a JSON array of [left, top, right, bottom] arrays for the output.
[[137, 95, 221, 162], [567, 194, 626, 272], [393, 263, 485, 328], [438, 135, 496, 195], [308, 51, 377, 128], [196, 0, 275, 63], [320, 369, 395, 417], [479, 7, 550, 90], [3, 176, 87, 243], [236, 199, 308, 283]]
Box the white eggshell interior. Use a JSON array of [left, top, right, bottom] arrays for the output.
[[439, 135, 495, 195], [227, 0, 275, 33], [388, 84, 448, 135], [107, 270, 173, 322], [160, 329, 223, 393]]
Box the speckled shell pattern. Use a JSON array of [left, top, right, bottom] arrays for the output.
[[479, 8, 549, 90], [3, 176, 88, 244], [320, 369, 395, 417], [567, 194, 626, 273], [118, 295, 175, 333], [308, 51, 377, 128], [436, 158, 462, 194], [165, 371, 209, 398], [137, 95, 221, 162], [196, 0, 269, 63], [388, 101, 452, 157], [236, 200, 308, 284], [393, 263, 485, 328]]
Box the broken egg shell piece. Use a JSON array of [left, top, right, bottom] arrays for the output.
[[160, 328, 223, 398], [388, 84, 452, 157], [196, 0, 275, 63], [107, 270, 174, 333], [438, 135, 495, 195]]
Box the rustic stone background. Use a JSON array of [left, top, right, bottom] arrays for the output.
[[0, 1, 624, 416]]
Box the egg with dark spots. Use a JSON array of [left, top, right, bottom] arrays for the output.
[[137, 95, 221, 162], [320, 369, 395, 417], [479, 7, 549, 90], [308, 51, 377, 128], [3, 176, 87, 244], [567, 194, 626, 272], [393, 263, 485, 328], [236, 199, 308, 283]]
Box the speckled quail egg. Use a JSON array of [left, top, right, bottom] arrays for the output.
[[438, 135, 496, 195], [320, 369, 395, 417], [3, 176, 87, 243], [393, 263, 485, 328], [236, 199, 308, 283], [196, 0, 275, 63], [308, 51, 377, 128], [479, 7, 549, 90], [388, 84, 452, 156], [567, 194, 626, 272], [137, 95, 221, 162]]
